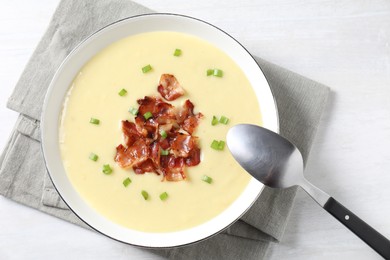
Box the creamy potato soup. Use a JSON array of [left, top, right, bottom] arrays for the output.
[[59, 31, 262, 232]]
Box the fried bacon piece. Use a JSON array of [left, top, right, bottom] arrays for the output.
[[114, 74, 202, 181], [185, 147, 201, 167], [160, 155, 186, 181], [122, 121, 141, 147], [136, 96, 177, 138], [133, 159, 156, 174], [170, 134, 198, 158], [157, 74, 185, 101], [176, 99, 194, 124], [177, 100, 203, 134], [158, 137, 170, 150], [183, 114, 203, 135], [149, 141, 161, 167], [115, 140, 149, 169], [135, 116, 159, 139], [137, 96, 174, 117], [128, 142, 160, 174]]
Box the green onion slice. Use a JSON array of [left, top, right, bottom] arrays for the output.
[[123, 177, 132, 187], [213, 69, 223, 77], [159, 192, 169, 201], [211, 140, 225, 151], [160, 129, 168, 139], [89, 118, 100, 125], [143, 111, 153, 120], [207, 69, 223, 77], [102, 164, 113, 175], [118, 88, 127, 96], [211, 116, 219, 126], [142, 64, 152, 73], [202, 175, 213, 184], [211, 140, 220, 150], [218, 140, 226, 150], [160, 149, 169, 156], [141, 190, 149, 200], [173, 49, 182, 57], [128, 107, 138, 115], [89, 153, 98, 161], [219, 115, 229, 125]]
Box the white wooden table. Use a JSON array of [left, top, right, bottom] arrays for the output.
[[1, 1, 389, 259]]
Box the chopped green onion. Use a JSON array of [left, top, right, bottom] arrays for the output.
[[211, 140, 220, 150], [159, 192, 169, 201], [206, 69, 223, 77], [219, 115, 229, 125], [128, 107, 138, 115], [211, 116, 219, 126], [89, 153, 98, 161], [173, 49, 182, 57], [102, 164, 113, 175], [160, 149, 169, 156], [141, 190, 149, 200], [142, 64, 152, 73], [89, 118, 100, 125], [211, 140, 225, 151], [218, 140, 226, 150], [160, 129, 168, 139], [202, 175, 213, 184], [143, 111, 153, 120], [118, 88, 127, 96], [123, 177, 132, 187], [213, 69, 223, 77]]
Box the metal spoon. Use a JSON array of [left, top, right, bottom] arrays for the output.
[[227, 124, 390, 258]]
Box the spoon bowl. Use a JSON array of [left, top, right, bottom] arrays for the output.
[[227, 124, 390, 258], [227, 124, 303, 189]]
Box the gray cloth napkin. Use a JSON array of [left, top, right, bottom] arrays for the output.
[[0, 0, 330, 259]]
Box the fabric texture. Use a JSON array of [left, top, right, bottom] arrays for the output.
[[0, 0, 330, 259]]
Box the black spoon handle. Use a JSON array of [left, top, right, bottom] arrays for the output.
[[324, 197, 390, 259]]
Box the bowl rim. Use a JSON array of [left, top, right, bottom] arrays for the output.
[[40, 13, 279, 248]]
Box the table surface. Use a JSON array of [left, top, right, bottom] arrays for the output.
[[1, 0, 389, 259]]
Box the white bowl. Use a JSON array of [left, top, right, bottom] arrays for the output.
[[41, 13, 279, 248]]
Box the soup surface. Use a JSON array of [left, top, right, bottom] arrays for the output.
[[60, 31, 262, 232]]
